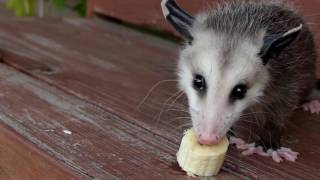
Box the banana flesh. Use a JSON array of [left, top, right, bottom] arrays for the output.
[[177, 129, 229, 176]]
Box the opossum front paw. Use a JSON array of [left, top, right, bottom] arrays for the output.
[[302, 100, 320, 114], [229, 136, 258, 153], [266, 147, 299, 163], [229, 137, 268, 156], [229, 136, 299, 162]]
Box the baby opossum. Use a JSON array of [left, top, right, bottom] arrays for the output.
[[161, 0, 319, 162]]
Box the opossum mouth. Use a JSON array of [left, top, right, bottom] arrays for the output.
[[227, 128, 235, 137]]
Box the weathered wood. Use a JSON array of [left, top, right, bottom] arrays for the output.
[[86, 0, 210, 30], [0, 123, 78, 179], [0, 64, 199, 179], [0, 17, 318, 179]]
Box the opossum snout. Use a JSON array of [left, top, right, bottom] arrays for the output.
[[197, 132, 221, 145], [196, 123, 223, 145]]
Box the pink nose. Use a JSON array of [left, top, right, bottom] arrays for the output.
[[197, 133, 220, 145]]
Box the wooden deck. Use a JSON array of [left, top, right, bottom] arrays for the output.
[[0, 17, 319, 179]]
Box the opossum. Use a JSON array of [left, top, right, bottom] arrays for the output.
[[161, 0, 320, 162]]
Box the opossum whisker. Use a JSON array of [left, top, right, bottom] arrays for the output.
[[302, 13, 320, 18], [135, 101, 187, 113], [241, 111, 273, 116], [232, 124, 252, 133], [233, 124, 254, 143], [174, 122, 193, 131], [154, 108, 189, 123], [158, 108, 189, 113], [150, 101, 188, 109], [168, 91, 185, 108], [136, 79, 178, 111], [166, 123, 188, 136], [166, 116, 191, 124], [156, 91, 186, 121], [238, 118, 258, 125], [154, 90, 184, 121], [159, 90, 185, 111], [137, 95, 188, 112], [154, 98, 189, 130], [240, 109, 271, 127], [166, 122, 192, 135], [163, 90, 184, 107], [153, 108, 189, 128]]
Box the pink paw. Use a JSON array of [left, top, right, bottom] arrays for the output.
[[302, 100, 320, 114], [229, 136, 299, 163], [267, 147, 299, 163]]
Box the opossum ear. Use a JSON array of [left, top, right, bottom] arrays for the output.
[[161, 0, 194, 42], [259, 24, 302, 65]]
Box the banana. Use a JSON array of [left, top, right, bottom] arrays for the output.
[[176, 129, 229, 176]]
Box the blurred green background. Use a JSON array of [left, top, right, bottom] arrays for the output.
[[4, 0, 86, 17]]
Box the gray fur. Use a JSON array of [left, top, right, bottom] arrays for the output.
[[182, 1, 316, 149]]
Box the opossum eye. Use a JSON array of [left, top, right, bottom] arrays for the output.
[[230, 84, 247, 100], [193, 74, 206, 93]]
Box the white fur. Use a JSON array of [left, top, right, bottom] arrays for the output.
[[161, 0, 170, 17], [283, 24, 302, 37], [178, 28, 270, 139]]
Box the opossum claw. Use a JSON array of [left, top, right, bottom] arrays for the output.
[[302, 100, 320, 114], [266, 147, 299, 162], [230, 136, 299, 162]]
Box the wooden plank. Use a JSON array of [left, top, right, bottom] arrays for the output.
[[0, 17, 182, 140], [86, 0, 320, 50], [0, 63, 237, 179], [86, 0, 214, 38], [0, 17, 319, 179], [0, 123, 79, 180]]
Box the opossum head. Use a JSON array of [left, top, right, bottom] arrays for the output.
[[161, 0, 302, 144]]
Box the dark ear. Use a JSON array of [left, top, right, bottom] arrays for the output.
[[161, 0, 194, 42], [259, 24, 302, 65]]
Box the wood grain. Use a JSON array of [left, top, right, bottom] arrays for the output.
[[0, 63, 200, 179], [0, 17, 318, 179], [86, 0, 214, 37], [0, 123, 78, 180]]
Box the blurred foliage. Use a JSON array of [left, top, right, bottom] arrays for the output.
[[6, 0, 87, 17], [73, 0, 86, 17], [51, 0, 65, 10], [6, 0, 36, 16]]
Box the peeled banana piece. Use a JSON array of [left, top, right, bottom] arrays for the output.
[[177, 129, 229, 176]]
